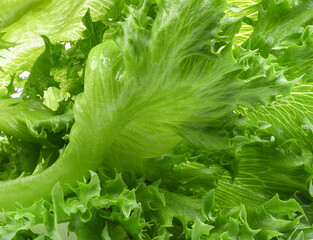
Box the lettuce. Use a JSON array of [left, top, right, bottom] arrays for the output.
[[1, 0, 313, 239]]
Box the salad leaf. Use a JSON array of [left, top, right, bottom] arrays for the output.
[[1, 0, 313, 239], [0, 0, 113, 93]]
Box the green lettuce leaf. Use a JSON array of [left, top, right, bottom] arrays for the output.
[[0, 0, 113, 93], [0, 0, 291, 211], [0, 0, 312, 239]]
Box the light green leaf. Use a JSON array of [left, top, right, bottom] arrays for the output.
[[248, 84, 313, 152], [190, 218, 214, 240], [248, 0, 313, 56], [0, 0, 113, 92]]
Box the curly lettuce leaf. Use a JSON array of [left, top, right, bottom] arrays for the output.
[[1, 171, 309, 240], [248, 0, 313, 55], [226, 0, 261, 45], [0, 0, 113, 93], [0, 0, 312, 239], [102, 0, 290, 174], [0, 0, 292, 211]]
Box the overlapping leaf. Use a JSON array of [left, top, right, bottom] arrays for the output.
[[0, 0, 113, 93]]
